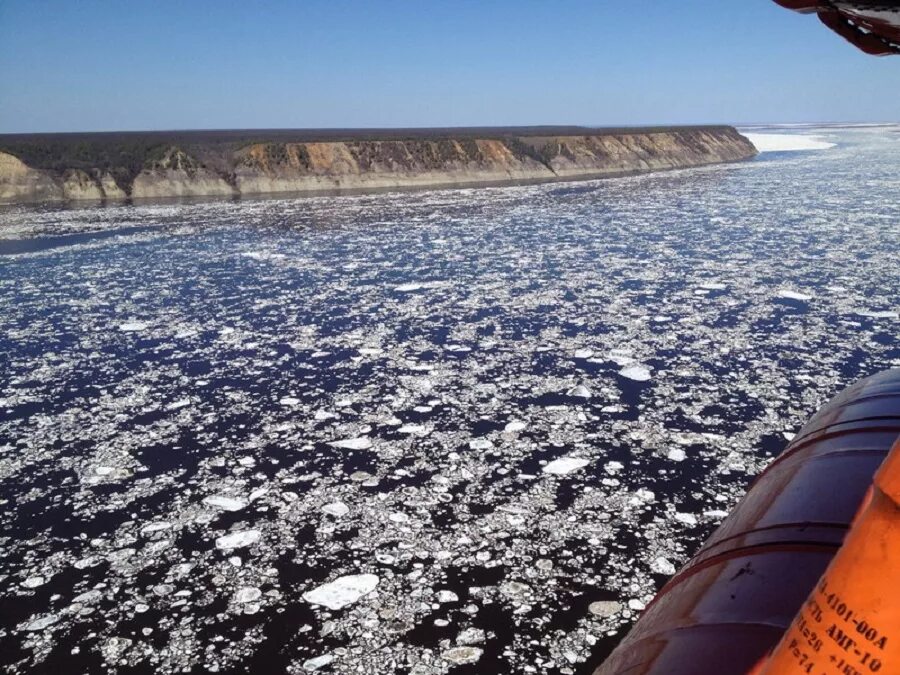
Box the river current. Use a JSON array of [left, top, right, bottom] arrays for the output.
[[1, 126, 898, 675]]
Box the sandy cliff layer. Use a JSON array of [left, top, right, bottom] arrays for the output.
[[0, 127, 757, 204]]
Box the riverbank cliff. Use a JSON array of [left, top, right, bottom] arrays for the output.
[[0, 126, 757, 204]]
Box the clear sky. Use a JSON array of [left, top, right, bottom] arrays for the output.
[[0, 0, 897, 133]]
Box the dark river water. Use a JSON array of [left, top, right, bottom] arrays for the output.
[[1, 127, 898, 675]]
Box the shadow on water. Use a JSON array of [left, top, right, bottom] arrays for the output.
[[0, 226, 158, 255]]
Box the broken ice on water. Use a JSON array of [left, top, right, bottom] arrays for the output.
[[1, 127, 899, 675]]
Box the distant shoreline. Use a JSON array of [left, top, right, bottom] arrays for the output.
[[0, 125, 757, 206]]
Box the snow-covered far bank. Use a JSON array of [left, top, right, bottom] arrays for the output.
[[742, 133, 837, 153]]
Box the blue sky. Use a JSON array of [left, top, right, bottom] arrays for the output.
[[0, 0, 897, 133]]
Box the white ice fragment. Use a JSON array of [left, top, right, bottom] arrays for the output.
[[204, 495, 248, 512], [302, 574, 379, 610], [674, 512, 698, 526], [436, 590, 459, 603], [607, 349, 635, 366], [604, 461, 624, 474], [279, 397, 301, 406], [456, 627, 486, 645], [322, 502, 349, 517], [303, 654, 335, 671], [855, 309, 899, 320], [504, 421, 527, 433], [101, 637, 132, 662], [630, 488, 656, 504], [118, 321, 148, 332], [233, 587, 262, 604], [21, 576, 46, 589], [651, 557, 677, 575], [469, 438, 494, 450], [620, 365, 652, 382], [398, 424, 428, 435], [73, 590, 102, 603], [777, 289, 813, 302], [574, 348, 595, 359], [395, 283, 423, 292], [165, 398, 191, 411], [358, 347, 383, 356], [215, 529, 261, 551], [140, 521, 172, 534], [443, 646, 484, 665], [628, 599, 646, 611], [24, 614, 59, 631], [698, 282, 727, 291], [567, 384, 592, 398], [329, 437, 373, 450], [667, 448, 687, 462], [543, 457, 590, 475], [588, 600, 622, 618]]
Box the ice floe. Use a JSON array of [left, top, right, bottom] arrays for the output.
[[328, 437, 373, 450], [743, 132, 836, 152], [777, 289, 813, 302], [203, 495, 248, 511], [619, 365, 652, 382], [543, 457, 590, 475], [215, 529, 261, 550], [302, 574, 380, 610]]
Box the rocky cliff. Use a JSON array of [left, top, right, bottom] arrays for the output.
[[0, 126, 757, 204]]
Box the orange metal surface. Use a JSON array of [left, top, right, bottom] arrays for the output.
[[759, 440, 900, 674], [594, 369, 900, 675]]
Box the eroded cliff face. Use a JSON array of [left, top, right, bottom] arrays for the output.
[[0, 151, 62, 203], [131, 147, 234, 200], [528, 128, 757, 178], [61, 170, 127, 201], [232, 138, 555, 194], [0, 127, 757, 204]]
